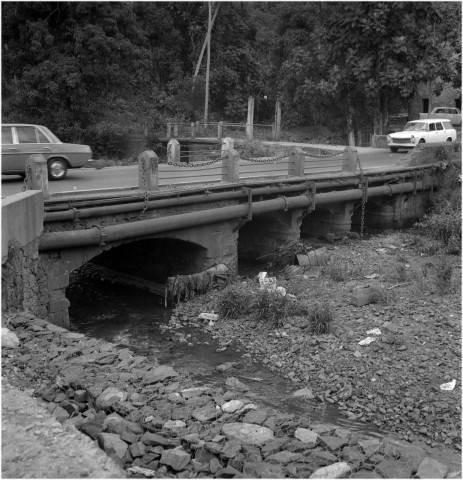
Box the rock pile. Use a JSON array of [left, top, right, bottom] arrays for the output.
[[2, 312, 459, 478]]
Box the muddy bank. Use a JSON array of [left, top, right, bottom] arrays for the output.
[[2, 304, 461, 479]]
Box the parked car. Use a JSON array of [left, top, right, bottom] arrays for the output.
[[419, 107, 461, 126], [387, 119, 457, 152], [1, 124, 92, 180]]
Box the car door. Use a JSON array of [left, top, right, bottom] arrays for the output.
[[14, 125, 54, 172], [427, 122, 441, 143], [1, 126, 20, 173], [435, 121, 446, 142]]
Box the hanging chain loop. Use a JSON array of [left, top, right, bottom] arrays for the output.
[[356, 155, 367, 238]]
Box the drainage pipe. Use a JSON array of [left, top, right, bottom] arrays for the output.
[[44, 170, 432, 223], [39, 179, 430, 251]]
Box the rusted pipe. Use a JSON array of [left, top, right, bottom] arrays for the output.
[[44, 170, 430, 223], [38, 179, 430, 251]]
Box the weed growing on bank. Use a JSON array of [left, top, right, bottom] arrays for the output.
[[217, 281, 335, 331], [417, 164, 461, 254]]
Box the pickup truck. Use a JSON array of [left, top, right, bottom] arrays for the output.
[[419, 107, 461, 126]]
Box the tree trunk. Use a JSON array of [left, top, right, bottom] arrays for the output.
[[346, 92, 356, 146], [373, 90, 389, 135]]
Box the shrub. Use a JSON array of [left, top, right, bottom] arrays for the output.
[[296, 301, 334, 334], [418, 165, 461, 253], [216, 282, 254, 319]]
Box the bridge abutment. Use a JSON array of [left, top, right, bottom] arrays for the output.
[[238, 210, 304, 260], [301, 202, 355, 237], [353, 192, 429, 229]]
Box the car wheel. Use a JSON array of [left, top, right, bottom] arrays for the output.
[[418, 139, 425, 143], [390, 147, 399, 153], [446, 137, 453, 142], [48, 159, 68, 180]]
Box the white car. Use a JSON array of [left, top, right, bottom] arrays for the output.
[[387, 119, 457, 153], [419, 107, 461, 126]]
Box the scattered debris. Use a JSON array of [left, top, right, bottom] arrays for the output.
[[366, 328, 382, 336], [440, 379, 456, 391], [358, 337, 377, 346]]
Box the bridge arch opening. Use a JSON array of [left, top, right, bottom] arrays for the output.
[[89, 238, 208, 285]]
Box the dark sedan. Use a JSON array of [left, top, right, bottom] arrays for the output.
[[1, 124, 92, 180]]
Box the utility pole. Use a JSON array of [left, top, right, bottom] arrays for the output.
[[204, 1, 212, 122]]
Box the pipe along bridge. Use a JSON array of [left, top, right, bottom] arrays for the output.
[[2, 142, 450, 326]]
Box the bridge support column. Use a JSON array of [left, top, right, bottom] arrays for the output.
[[354, 192, 428, 229], [238, 209, 305, 261], [301, 202, 355, 237]]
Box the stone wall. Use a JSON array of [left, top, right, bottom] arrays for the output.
[[2, 191, 45, 317]]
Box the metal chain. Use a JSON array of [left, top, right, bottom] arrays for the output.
[[141, 159, 149, 213], [21, 165, 32, 192], [356, 156, 367, 238], [166, 157, 223, 168], [239, 148, 345, 164]]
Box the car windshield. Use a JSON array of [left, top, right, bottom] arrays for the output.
[[40, 126, 62, 143], [403, 122, 428, 131]]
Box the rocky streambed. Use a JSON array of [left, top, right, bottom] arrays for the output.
[[1, 232, 461, 478]]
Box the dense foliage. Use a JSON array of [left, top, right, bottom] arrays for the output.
[[2, 1, 461, 153]]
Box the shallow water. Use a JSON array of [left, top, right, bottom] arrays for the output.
[[67, 272, 386, 437]]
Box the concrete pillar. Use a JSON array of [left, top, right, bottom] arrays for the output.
[[25, 154, 49, 199], [191, 122, 196, 138], [301, 202, 355, 237], [138, 150, 159, 191], [221, 137, 234, 157], [173, 124, 179, 137], [342, 147, 358, 172], [358, 192, 428, 229], [167, 139, 181, 163], [246, 96, 255, 140], [223, 149, 240, 183], [274, 100, 281, 141], [167, 123, 172, 139], [238, 209, 305, 260], [288, 147, 305, 177]]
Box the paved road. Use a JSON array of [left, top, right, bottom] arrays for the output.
[[0, 147, 405, 198]]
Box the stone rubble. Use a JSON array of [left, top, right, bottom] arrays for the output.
[[2, 310, 461, 478]]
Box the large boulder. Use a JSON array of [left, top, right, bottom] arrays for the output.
[[222, 423, 274, 445], [95, 387, 127, 410], [1, 328, 19, 349]]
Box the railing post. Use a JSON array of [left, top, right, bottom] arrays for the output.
[[196, 121, 200, 137], [223, 148, 240, 183], [167, 123, 172, 139], [25, 154, 49, 199], [342, 146, 358, 172], [221, 137, 234, 157], [191, 122, 196, 138], [288, 147, 305, 177], [167, 139, 181, 163], [138, 150, 159, 191], [173, 124, 179, 137], [246, 96, 254, 140], [218, 121, 223, 140]]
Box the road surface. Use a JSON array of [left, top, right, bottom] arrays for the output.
[[1, 147, 406, 198]]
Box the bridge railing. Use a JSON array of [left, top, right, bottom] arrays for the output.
[[21, 144, 357, 197], [166, 121, 278, 140]]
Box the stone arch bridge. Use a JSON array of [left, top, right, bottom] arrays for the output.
[[2, 143, 454, 326]]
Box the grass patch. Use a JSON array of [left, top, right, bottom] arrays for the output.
[[320, 254, 367, 282], [216, 280, 335, 332]]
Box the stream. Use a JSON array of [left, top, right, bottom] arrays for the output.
[[67, 269, 387, 438]]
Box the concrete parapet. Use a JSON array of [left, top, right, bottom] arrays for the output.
[[2, 191, 44, 264]]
